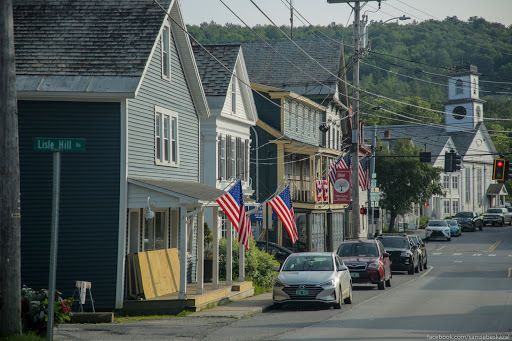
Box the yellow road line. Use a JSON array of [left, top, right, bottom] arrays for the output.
[[489, 241, 501, 252], [508, 268, 511, 278]]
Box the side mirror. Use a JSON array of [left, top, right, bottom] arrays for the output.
[[383, 252, 389, 258], [338, 265, 348, 271], [273, 265, 280, 272]]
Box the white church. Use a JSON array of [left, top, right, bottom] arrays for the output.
[[367, 64, 507, 221]]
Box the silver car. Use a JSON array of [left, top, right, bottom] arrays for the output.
[[272, 252, 353, 309], [425, 220, 451, 241]]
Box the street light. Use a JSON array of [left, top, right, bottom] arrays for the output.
[[383, 15, 411, 23]]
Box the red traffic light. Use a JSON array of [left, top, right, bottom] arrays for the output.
[[360, 207, 367, 215], [497, 161, 504, 167], [493, 158, 506, 181]]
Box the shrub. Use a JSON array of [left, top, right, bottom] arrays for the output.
[[20, 285, 72, 335], [419, 216, 430, 229], [218, 237, 279, 290]]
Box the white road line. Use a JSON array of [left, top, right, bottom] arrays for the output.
[[452, 253, 462, 256], [489, 254, 496, 257], [454, 261, 463, 263], [437, 246, 447, 251], [432, 252, 443, 255], [472, 254, 482, 256]]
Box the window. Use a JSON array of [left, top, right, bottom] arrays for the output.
[[231, 73, 237, 114], [444, 200, 450, 215], [295, 103, 299, 134], [287, 100, 293, 134], [307, 109, 311, 136], [477, 168, 483, 205], [465, 168, 471, 203], [443, 175, 450, 189], [155, 107, 178, 166], [301, 106, 305, 136], [218, 135, 226, 179], [161, 25, 170, 80], [313, 111, 317, 138], [452, 175, 458, 189], [455, 79, 463, 95], [452, 200, 459, 215]]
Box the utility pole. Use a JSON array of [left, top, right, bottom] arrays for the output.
[[289, 0, 293, 40], [0, 0, 22, 336], [328, 0, 380, 238]]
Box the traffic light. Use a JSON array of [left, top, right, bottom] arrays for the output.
[[493, 158, 506, 181], [453, 153, 462, 171], [444, 152, 454, 172], [419, 152, 431, 163], [374, 209, 380, 219], [360, 207, 367, 215], [506, 160, 512, 181]]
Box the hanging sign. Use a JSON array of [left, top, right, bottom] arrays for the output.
[[333, 169, 351, 204]]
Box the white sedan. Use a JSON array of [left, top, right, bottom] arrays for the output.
[[272, 252, 353, 309]]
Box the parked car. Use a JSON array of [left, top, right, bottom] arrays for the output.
[[453, 211, 483, 231], [408, 235, 428, 270], [425, 220, 451, 241], [255, 241, 292, 265], [272, 252, 353, 309], [377, 234, 420, 275], [336, 239, 392, 290], [445, 219, 462, 237], [482, 208, 512, 227]]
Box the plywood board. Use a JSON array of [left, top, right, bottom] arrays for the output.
[[129, 248, 180, 299]]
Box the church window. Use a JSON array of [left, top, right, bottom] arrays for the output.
[[453, 106, 466, 120], [455, 79, 463, 95]]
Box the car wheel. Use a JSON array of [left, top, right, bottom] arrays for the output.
[[343, 285, 353, 304], [423, 260, 428, 269], [378, 280, 385, 290], [479, 224, 483, 231], [408, 264, 415, 275], [447, 237, 451, 242], [385, 276, 391, 287], [418, 260, 423, 271], [333, 286, 342, 309], [414, 263, 420, 273]]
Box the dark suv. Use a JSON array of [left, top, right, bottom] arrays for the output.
[[336, 239, 392, 290], [377, 234, 420, 275]]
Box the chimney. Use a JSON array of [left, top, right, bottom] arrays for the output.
[[384, 130, 391, 138]]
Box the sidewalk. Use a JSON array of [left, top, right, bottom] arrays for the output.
[[188, 292, 274, 318]]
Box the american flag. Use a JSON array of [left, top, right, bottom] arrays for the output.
[[358, 156, 370, 191], [216, 179, 251, 249], [328, 152, 351, 185], [269, 186, 298, 243]]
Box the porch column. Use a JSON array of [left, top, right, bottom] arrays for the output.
[[196, 211, 204, 294], [239, 243, 245, 282], [226, 221, 233, 286], [179, 207, 187, 299], [212, 207, 219, 290]]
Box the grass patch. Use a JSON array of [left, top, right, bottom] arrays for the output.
[[253, 285, 271, 296], [113, 310, 193, 323], [0, 332, 45, 341]]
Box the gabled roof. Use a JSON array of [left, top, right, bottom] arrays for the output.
[[192, 44, 241, 96], [241, 39, 342, 96], [12, 0, 209, 117], [487, 183, 507, 196], [13, 0, 172, 77]]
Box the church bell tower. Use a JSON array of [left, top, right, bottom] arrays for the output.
[[444, 65, 485, 133]]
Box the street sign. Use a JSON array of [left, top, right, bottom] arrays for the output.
[[33, 137, 86, 151]]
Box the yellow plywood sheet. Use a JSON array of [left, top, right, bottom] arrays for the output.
[[129, 248, 180, 300]]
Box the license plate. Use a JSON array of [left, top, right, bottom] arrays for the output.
[[296, 289, 308, 296], [350, 272, 360, 278]]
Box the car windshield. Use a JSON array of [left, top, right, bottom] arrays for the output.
[[455, 212, 472, 218], [428, 220, 448, 226], [338, 243, 379, 257], [445, 220, 457, 226], [487, 209, 502, 213], [379, 238, 409, 249], [409, 236, 419, 245], [282, 255, 333, 271]]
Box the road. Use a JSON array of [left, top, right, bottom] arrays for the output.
[[55, 227, 512, 341]]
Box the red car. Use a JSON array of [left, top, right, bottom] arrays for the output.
[[336, 239, 392, 290]]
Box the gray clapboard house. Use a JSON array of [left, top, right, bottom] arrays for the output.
[[14, 0, 223, 311]]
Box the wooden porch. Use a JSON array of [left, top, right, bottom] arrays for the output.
[[121, 281, 254, 316]]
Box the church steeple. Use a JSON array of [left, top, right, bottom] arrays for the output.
[[444, 65, 486, 133]]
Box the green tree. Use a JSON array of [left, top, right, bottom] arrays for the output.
[[375, 138, 444, 231]]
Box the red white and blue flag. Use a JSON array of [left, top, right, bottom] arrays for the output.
[[216, 179, 251, 249], [358, 156, 370, 191], [269, 186, 298, 243], [322, 180, 329, 201], [328, 152, 351, 186], [316, 180, 323, 201]]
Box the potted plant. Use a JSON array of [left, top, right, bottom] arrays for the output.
[[204, 222, 214, 282]]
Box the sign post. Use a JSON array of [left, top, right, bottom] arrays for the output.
[[34, 137, 85, 341]]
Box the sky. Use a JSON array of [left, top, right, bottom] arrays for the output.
[[180, 0, 512, 28]]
